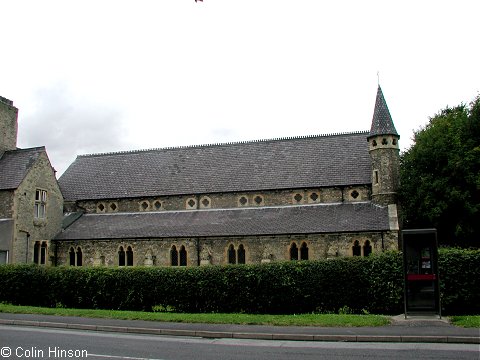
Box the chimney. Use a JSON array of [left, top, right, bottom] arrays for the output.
[[0, 96, 19, 153]]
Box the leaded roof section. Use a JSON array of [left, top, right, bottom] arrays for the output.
[[369, 86, 399, 139], [59, 132, 371, 201], [0, 147, 45, 190], [56, 202, 390, 240]]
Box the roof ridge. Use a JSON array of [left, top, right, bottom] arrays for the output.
[[3, 146, 46, 154], [78, 130, 369, 158]]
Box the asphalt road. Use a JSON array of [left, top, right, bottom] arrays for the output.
[[0, 325, 478, 360]]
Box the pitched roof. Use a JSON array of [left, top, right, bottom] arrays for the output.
[[58, 132, 371, 201], [55, 202, 390, 240], [0, 147, 45, 190], [369, 86, 399, 139]]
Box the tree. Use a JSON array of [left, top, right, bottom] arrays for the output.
[[399, 95, 480, 247]]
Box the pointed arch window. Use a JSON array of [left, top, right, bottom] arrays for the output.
[[179, 246, 187, 266], [118, 246, 126, 266], [76, 247, 83, 266], [33, 241, 40, 264], [289, 242, 298, 261], [40, 242, 47, 265], [237, 244, 246, 264], [126, 246, 133, 266], [363, 240, 372, 257], [69, 247, 75, 266], [300, 242, 309, 260], [352, 240, 361, 256], [170, 246, 178, 266], [228, 244, 236, 264]]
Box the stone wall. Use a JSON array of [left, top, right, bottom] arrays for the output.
[[53, 231, 398, 267], [0, 97, 18, 153], [368, 134, 400, 206], [12, 152, 64, 264], [0, 191, 14, 218], [73, 185, 371, 214]]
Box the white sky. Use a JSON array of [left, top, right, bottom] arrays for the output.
[[1, 0, 479, 176]]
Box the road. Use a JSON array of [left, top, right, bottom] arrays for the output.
[[0, 325, 478, 360]]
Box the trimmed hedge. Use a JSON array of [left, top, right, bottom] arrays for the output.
[[0, 249, 478, 314]]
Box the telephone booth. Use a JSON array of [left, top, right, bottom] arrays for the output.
[[401, 229, 441, 317]]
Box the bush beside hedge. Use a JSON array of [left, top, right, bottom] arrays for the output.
[[0, 249, 478, 314]]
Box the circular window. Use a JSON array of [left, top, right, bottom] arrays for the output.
[[141, 201, 149, 210], [294, 193, 303, 202], [351, 190, 359, 199], [154, 201, 162, 210], [239, 196, 248, 206], [309, 192, 319, 201], [187, 199, 196, 208]]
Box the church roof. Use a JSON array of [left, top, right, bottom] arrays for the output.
[[59, 131, 371, 201], [369, 86, 399, 139], [55, 202, 390, 240], [0, 147, 45, 190]]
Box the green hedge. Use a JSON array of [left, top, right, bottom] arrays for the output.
[[0, 249, 478, 314]]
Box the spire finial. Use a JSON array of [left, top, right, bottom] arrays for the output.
[[377, 71, 380, 86]]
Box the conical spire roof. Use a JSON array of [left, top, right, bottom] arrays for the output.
[[368, 86, 399, 139]]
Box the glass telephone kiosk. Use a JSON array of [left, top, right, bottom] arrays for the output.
[[402, 229, 441, 317]]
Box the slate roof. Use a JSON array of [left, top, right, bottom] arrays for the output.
[[0, 147, 45, 190], [59, 132, 372, 201], [55, 202, 390, 240], [369, 86, 399, 139]]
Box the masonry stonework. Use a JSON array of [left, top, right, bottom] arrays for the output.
[[54, 231, 398, 267], [12, 152, 64, 264], [0, 97, 18, 153]]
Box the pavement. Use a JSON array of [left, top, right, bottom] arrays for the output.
[[0, 313, 478, 344]]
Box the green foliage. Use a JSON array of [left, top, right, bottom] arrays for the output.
[[0, 249, 477, 314], [399, 95, 480, 247], [438, 248, 480, 314]]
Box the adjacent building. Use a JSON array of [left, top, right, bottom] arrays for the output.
[[0, 96, 63, 265]]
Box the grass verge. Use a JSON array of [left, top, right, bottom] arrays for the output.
[[449, 316, 480, 328], [0, 304, 389, 327]]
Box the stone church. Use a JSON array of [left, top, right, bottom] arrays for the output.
[[0, 86, 400, 267]]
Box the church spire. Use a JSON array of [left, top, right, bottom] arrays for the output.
[[368, 86, 399, 139]]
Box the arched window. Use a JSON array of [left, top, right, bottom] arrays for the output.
[[33, 241, 40, 264], [352, 240, 361, 256], [290, 243, 298, 261], [228, 244, 236, 264], [179, 246, 187, 266], [300, 242, 309, 260], [76, 247, 83, 266], [171, 245, 178, 266], [363, 240, 372, 257], [237, 244, 246, 264], [118, 246, 125, 266], [126, 246, 133, 266], [69, 247, 75, 266], [40, 242, 47, 265]]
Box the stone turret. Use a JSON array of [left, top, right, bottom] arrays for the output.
[[0, 96, 18, 154], [367, 86, 400, 206]]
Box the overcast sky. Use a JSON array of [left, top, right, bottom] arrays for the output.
[[1, 0, 479, 176]]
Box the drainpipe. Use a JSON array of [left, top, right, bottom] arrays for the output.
[[381, 231, 385, 251]]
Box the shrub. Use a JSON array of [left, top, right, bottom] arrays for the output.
[[0, 249, 477, 314]]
